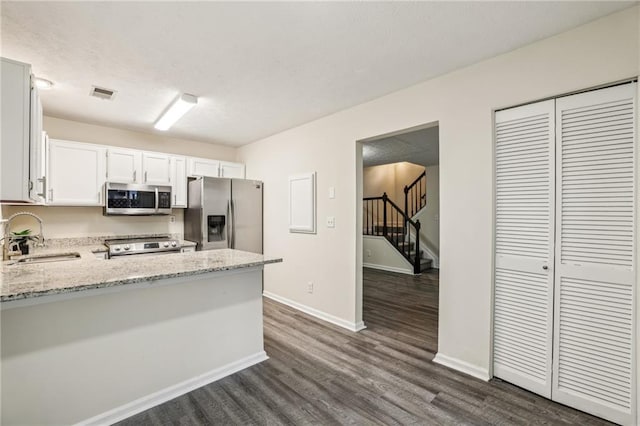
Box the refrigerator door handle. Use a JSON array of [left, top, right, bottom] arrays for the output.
[[230, 199, 236, 249], [227, 199, 233, 249]]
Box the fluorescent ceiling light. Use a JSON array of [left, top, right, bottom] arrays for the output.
[[154, 93, 198, 131], [34, 77, 54, 90]]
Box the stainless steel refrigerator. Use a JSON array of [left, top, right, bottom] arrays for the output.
[[184, 176, 263, 253]]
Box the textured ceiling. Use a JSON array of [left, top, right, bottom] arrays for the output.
[[1, 2, 634, 146], [363, 126, 439, 168]]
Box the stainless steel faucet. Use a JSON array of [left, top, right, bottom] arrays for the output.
[[2, 211, 45, 261]]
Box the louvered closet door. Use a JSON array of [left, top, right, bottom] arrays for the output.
[[553, 83, 636, 425], [494, 100, 555, 398]]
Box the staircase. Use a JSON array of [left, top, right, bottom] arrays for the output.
[[364, 170, 431, 274], [364, 193, 431, 273], [373, 224, 433, 271]]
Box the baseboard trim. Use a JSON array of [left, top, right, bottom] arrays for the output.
[[263, 291, 366, 332], [363, 263, 413, 275], [77, 351, 268, 426], [433, 352, 490, 382]]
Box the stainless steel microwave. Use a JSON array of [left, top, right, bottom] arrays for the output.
[[104, 182, 172, 216]]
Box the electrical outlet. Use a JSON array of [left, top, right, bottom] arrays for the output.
[[169, 215, 176, 223], [366, 249, 372, 257], [307, 281, 314, 293]]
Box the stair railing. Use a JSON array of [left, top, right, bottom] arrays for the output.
[[363, 192, 422, 273], [404, 170, 426, 220]]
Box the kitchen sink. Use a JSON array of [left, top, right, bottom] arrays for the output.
[[10, 252, 81, 265]]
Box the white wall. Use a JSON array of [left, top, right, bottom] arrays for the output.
[[1, 117, 238, 239], [43, 116, 237, 161], [414, 165, 439, 257], [238, 5, 639, 383], [363, 161, 424, 207], [363, 236, 413, 275]]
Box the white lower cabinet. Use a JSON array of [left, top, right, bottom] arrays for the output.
[[47, 139, 106, 206], [170, 156, 187, 208]]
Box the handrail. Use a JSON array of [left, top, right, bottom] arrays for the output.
[[363, 192, 422, 273], [407, 170, 426, 190], [404, 170, 427, 219], [385, 196, 418, 228]]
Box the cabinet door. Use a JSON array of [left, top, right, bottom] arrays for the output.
[[107, 148, 142, 183], [48, 139, 106, 206], [170, 156, 187, 208], [143, 152, 171, 184], [29, 84, 45, 203], [219, 161, 245, 179], [0, 58, 31, 202], [187, 157, 219, 177]]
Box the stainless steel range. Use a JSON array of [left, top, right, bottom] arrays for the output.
[[105, 236, 181, 259]]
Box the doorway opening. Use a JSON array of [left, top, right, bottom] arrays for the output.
[[356, 121, 440, 354]]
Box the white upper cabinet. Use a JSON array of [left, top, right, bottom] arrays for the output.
[[219, 161, 246, 179], [47, 139, 106, 206], [107, 148, 142, 183], [170, 156, 187, 208], [187, 157, 220, 177], [142, 152, 171, 185], [1, 57, 42, 203], [29, 95, 46, 203]]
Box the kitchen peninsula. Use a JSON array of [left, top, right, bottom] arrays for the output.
[[1, 248, 282, 425]]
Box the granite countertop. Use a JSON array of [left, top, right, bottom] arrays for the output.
[[1, 248, 282, 303]]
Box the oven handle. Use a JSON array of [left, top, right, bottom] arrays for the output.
[[155, 187, 159, 213], [109, 250, 181, 259]]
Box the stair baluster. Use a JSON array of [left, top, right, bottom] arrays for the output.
[[364, 193, 426, 273]]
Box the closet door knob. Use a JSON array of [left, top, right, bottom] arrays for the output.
[[542, 265, 548, 270]]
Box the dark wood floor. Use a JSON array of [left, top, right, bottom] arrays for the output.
[[118, 268, 612, 425]]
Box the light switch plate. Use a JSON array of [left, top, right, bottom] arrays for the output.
[[326, 216, 335, 228], [328, 187, 335, 199]]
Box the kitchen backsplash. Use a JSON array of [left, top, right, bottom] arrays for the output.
[[1, 205, 184, 239]]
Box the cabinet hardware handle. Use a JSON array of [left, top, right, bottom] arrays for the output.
[[37, 177, 47, 198], [133, 170, 137, 182], [48, 188, 53, 202], [542, 265, 548, 270], [174, 194, 177, 205], [144, 171, 148, 182]]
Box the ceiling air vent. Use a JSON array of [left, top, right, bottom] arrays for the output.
[[90, 86, 117, 100]]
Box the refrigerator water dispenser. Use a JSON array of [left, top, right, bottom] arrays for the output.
[[207, 215, 226, 242]]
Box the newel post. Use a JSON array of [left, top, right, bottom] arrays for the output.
[[382, 192, 388, 237], [403, 185, 409, 226], [414, 220, 421, 274]]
